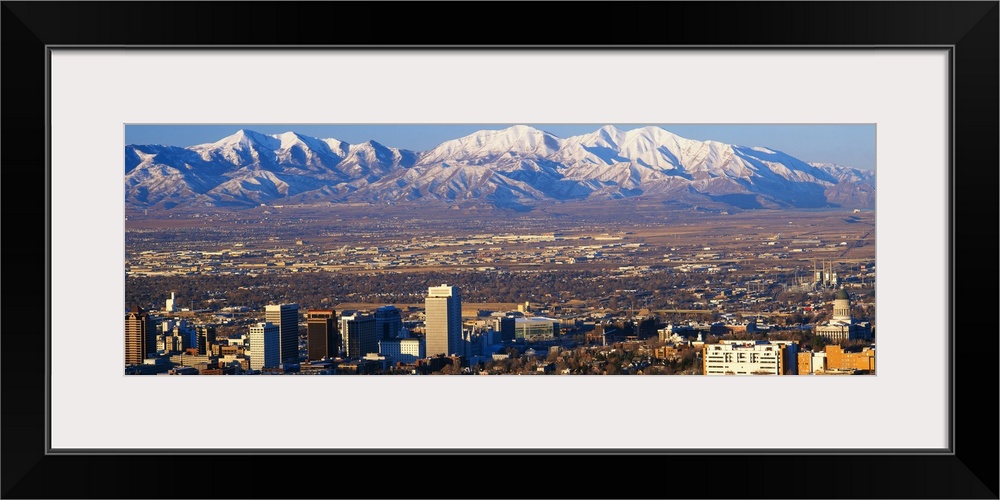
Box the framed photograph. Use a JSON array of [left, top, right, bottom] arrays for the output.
[[4, 2, 996, 498]]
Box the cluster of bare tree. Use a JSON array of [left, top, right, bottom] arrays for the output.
[[126, 268, 744, 312]]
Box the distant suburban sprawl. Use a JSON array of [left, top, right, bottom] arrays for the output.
[[125, 125, 876, 376]]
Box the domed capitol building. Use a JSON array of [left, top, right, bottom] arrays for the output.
[[814, 288, 872, 341]]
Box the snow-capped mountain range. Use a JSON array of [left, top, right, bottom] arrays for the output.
[[125, 125, 874, 210]]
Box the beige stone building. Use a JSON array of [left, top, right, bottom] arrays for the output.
[[814, 288, 871, 341]]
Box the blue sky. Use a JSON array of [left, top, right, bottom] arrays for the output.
[[125, 124, 876, 170]]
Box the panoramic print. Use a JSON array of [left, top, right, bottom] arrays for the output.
[[124, 124, 876, 375]]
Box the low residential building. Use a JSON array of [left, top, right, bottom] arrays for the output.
[[379, 337, 424, 364], [165, 366, 199, 375], [336, 358, 381, 375], [653, 346, 681, 361], [515, 317, 560, 342], [824, 345, 875, 373], [658, 323, 696, 342], [168, 353, 216, 367], [125, 357, 173, 375], [300, 360, 335, 375], [703, 340, 798, 375]]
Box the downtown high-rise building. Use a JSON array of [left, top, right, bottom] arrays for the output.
[[340, 312, 377, 359], [196, 325, 216, 355], [425, 284, 462, 357], [306, 309, 338, 361], [265, 303, 299, 366], [125, 305, 157, 366], [374, 305, 403, 341], [248, 322, 280, 370], [494, 316, 516, 343]]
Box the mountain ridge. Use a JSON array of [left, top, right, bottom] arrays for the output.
[[125, 125, 875, 211]]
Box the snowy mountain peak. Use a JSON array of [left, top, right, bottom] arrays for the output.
[[420, 125, 564, 164], [200, 129, 279, 151], [126, 126, 875, 211], [275, 130, 304, 144], [234, 129, 273, 145], [478, 125, 560, 146], [348, 139, 391, 155], [272, 131, 340, 155], [274, 131, 319, 152], [624, 125, 682, 142], [594, 125, 627, 146], [570, 125, 684, 150], [320, 137, 350, 155], [503, 124, 546, 134]]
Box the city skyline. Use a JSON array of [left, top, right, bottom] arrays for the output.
[[124, 123, 876, 376], [125, 280, 875, 376], [124, 205, 877, 376]]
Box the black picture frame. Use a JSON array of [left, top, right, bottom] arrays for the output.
[[3, 2, 997, 498]]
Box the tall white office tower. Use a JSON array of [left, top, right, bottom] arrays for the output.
[[425, 284, 462, 357], [248, 322, 280, 370], [265, 303, 300, 366]]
